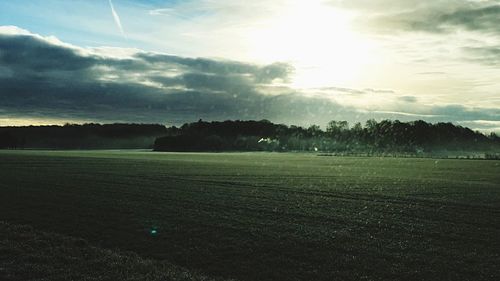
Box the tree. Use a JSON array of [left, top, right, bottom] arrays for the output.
[[307, 125, 322, 137], [326, 121, 349, 136]]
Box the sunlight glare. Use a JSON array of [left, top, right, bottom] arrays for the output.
[[247, 0, 374, 88]]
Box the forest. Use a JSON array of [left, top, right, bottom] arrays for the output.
[[1, 120, 499, 154], [0, 123, 167, 149], [154, 119, 500, 154]]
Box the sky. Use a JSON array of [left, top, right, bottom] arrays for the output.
[[0, 0, 499, 132]]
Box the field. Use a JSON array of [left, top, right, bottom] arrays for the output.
[[1, 150, 499, 281]]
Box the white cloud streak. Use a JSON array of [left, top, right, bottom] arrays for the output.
[[108, 0, 126, 38], [149, 8, 174, 16]]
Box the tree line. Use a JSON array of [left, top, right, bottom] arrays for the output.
[[0, 123, 167, 149], [154, 119, 500, 153], [1, 120, 499, 153]]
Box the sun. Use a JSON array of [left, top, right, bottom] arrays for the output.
[[246, 0, 374, 88]]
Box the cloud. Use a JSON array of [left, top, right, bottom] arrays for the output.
[[0, 32, 95, 72], [364, 88, 395, 94], [332, 1, 500, 69], [135, 53, 293, 83], [463, 45, 500, 65], [0, 26, 299, 124], [1, 26, 500, 130], [436, 4, 500, 34], [356, 2, 500, 35], [313, 86, 366, 95], [149, 8, 174, 16], [417, 72, 447, 75], [398, 96, 418, 103], [108, 0, 126, 38], [458, 120, 500, 133]]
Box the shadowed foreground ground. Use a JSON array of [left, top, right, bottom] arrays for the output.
[[0, 222, 230, 281], [0, 150, 499, 280], [0, 221, 229, 281]]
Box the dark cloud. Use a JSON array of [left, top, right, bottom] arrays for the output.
[[342, 1, 500, 67], [0, 34, 96, 72], [0, 29, 318, 125], [398, 96, 418, 103], [316, 86, 365, 95], [134, 53, 293, 83], [438, 4, 500, 34], [366, 3, 500, 35], [1, 27, 500, 129], [428, 104, 500, 122], [462, 45, 500, 65]]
